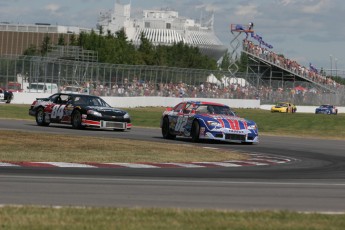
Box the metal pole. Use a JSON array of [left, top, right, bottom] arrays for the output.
[[330, 55, 333, 77], [335, 58, 338, 77]]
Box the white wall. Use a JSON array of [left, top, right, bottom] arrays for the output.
[[102, 97, 260, 108], [11, 92, 261, 109]]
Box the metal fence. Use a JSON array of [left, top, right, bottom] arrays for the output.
[[1, 55, 345, 106]]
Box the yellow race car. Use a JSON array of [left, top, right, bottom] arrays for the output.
[[271, 102, 297, 113]]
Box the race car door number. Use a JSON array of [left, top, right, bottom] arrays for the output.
[[175, 116, 188, 132], [51, 105, 66, 119]]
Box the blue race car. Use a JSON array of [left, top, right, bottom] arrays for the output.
[[315, 105, 338, 115], [160, 101, 259, 144]]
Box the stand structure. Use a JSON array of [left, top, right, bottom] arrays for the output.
[[229, 24, 254, 76]]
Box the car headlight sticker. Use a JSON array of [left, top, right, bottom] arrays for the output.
[[207, 121, 221, 127], [248, 124, 257, 130], [87, 110, 102, 117]]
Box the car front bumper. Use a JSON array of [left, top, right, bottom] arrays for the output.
[[199, 127, 259, 143]]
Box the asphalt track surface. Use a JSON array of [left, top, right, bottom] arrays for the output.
[[1, 119, 345, 212]]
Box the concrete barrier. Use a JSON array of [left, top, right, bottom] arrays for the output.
[[11, 92, 261, 109]]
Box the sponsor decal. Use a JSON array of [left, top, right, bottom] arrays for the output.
[[83, 120, 100, 126], [216, 118, 225, 128], [200, 127, 206, 136], [218, 128, 248, 134]]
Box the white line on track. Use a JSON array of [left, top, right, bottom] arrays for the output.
[[1, 175, 345, 187]]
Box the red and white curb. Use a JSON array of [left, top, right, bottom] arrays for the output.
[[0, 154, 293, 169]]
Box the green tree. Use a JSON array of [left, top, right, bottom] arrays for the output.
[[63, 28, 218, 69], [154, 45, 168, 66], [40, 35, 52, 56], [69, 33, 78, 46], [331, 76, 345, 85], [220, 51, 230, 70], [138, 32, 155, 65], [58, 34, 65, 46], [111, 28, 137, 64], [23, 44, 38, 56]]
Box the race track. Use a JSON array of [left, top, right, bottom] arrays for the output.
[[1, 119, 345, 212]]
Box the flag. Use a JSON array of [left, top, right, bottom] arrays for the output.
[[309, 63, 318, 73]]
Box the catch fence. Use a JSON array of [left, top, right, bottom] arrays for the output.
[[0, 55, 344, 106]]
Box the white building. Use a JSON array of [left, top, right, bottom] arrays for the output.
[[97, 0, 227, 60]]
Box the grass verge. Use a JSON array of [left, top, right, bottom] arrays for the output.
[[1, 104, 345, 139], [0, 130, 246, 162], [1, 207, 344, 230]]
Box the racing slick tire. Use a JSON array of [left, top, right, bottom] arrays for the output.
[[72, 110, 85, 129], [35, 107, 50, 126], [162, 117, 176, 140], [191, 120, 200, 142], [5, 97, 11, 103], [5, 93, 13, 103]]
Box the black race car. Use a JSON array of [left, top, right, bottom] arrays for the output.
[[0, 88, 14, 103], [29, 93, 131, 130]]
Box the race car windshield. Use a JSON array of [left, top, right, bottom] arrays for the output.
[[196, 105, 235, 116], [320, 105, 331, 108], [88, 97, 110, 107], [73, 96, 110, 107]]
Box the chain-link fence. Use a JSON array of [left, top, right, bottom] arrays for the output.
[[1, 55, 345, 105]]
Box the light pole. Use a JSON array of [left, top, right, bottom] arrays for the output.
[[330, 55, 333, 77], [335, 58, 338, 77]]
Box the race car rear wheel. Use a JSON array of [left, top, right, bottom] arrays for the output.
[[36, 107, 49, 126], [72, 110, 84, 129], [162, 117, 175, 139], [191, 120, 200, 142]]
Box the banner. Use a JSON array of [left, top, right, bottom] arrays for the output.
[[249, 33, 273, 49]]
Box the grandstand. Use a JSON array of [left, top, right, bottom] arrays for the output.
[[229, 23, 345, 105]]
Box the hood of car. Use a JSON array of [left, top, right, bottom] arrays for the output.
[[87, 106, 127, 116], [197, 114, 254, 130]]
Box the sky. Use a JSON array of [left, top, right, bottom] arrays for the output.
[[0, 0, 344, 76]]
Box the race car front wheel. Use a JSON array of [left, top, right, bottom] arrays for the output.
[[191, 120, 200, 142], [36, 108, 49, 126], [72, 110, 84, 129], [162, 117, 176, 139]]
